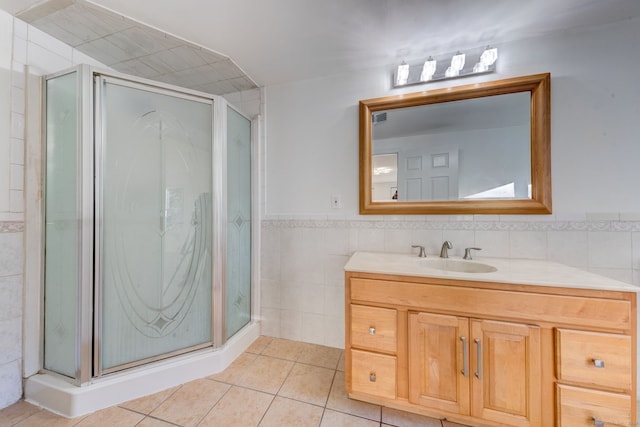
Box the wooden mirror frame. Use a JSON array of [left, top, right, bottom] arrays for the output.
[[359, 73, 551, 215]]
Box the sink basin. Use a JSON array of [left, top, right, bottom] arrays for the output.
[[419, 258, 497, 273]]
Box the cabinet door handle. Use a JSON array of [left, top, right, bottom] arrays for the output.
[[474, 338, 482, 379], [592, 417, 604, 427], [369, 327, 376, 335], [369, 372, 376, 382], [460, 336, 468, 377], [593, 358, 605, 368]]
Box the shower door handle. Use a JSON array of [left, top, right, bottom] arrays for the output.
[[159, 210, 166, 236]]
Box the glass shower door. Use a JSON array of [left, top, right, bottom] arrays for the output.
[[43, 71, 79, 378], [98, 77, 213, 372], [226, 106, 252, 339]]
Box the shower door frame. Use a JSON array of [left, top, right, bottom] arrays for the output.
[[39, 65, 257, 385], [93, 73, 218, 376]]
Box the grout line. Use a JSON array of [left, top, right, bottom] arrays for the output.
[[193, 383, 233, 426]]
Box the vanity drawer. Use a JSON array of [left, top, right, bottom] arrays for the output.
[[351, 349, 397, 399], [556, 329, 632, 391], [350, 304, 397, 353], [556, 384, 631, 427]]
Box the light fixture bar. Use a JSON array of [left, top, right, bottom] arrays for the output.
[[393, 45, 498, 88]]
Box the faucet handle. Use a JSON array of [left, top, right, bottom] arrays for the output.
[[411, 245, 427, 258], [463, 247, 481, 260]]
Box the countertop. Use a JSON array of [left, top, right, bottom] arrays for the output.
[[344, 251, 639, 292]]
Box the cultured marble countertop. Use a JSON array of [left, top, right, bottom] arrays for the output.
[[344, 251, 640, 292]]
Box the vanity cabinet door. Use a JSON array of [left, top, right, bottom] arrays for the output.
[[408, 312, 470, 415], [470, 319, 541, 427]]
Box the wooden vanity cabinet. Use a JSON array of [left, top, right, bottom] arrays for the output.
[[345, 272, 636, 427]]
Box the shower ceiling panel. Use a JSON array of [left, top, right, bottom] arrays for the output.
[[17, 0, 257, 95]]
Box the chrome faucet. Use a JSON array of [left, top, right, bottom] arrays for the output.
[[439, 241, 453, 258], [411, 245, 427, 258]]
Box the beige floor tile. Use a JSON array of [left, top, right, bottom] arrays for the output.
[[136, 417, 177, 427], [208, 352, 258, 384], [246, 335, 273, 354], [261, 338, 306, 361], [278, 363, 335, 406], [321, 409, 380, 427], [259, 396, 323, 427], [199, 386, 274, 426], [235, 355, 294, 394], [75, 406, 144, 426], [118, 386, 179, 414], [326, 371, 381, 421], [13, 410, 86, 427], [336, 351, 345, 372], [0, 401, 40, 426], [149, 379, 230, 427], [297, 343, 342, 369], [382, 406, 442, 427]]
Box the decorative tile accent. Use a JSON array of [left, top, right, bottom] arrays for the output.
[[0, 222, 24, 233], [262, 218, 640, 232]]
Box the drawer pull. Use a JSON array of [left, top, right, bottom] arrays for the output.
[[592, 417, 604, 427], [460, 336, 468, 377], [369, 327, 376, 335], [592, 358, 605, 368], [369, 372, 376, 382]]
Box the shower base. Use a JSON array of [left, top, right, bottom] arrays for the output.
[[24, 322, 259, 418]]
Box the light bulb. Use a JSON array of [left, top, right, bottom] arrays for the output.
[[450, 52, 465, 72], [396, 62, 410, 85], [420, 57, 437, 81], [480, 47, 498, 66]]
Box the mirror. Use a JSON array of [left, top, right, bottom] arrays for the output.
[[360, 73, 551, 214]]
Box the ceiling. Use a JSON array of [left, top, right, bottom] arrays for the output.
[[2, 0, 640, 88]]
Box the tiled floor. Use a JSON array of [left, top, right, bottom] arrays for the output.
[[0, 337, 469, 427]]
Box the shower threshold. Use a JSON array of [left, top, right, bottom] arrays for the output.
[[24, 322, 259, 418]]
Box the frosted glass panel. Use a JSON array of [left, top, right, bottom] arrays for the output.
[[226, 107, 251, 338], [44, 71, 79, 378], [101, 80, 213, 370]]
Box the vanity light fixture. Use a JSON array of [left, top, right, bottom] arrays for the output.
[[393, 45, 498, 88], [396, 61, 410, 86], [373, 166, 393, 175]]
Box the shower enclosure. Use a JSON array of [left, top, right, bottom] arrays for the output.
[[43, 65, 254, 383]]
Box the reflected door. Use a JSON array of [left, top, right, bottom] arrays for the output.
[[98, 77, 213, 372], [397, 147, 459, 201]]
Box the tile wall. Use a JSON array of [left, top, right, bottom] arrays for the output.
[[259, 215, 640, 348], [0, 12, 107, 409]]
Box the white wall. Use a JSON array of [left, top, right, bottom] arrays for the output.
[[260, 17, 640, 353], [265, 18, 640, 216]]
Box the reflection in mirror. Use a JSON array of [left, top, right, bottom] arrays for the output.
[[359, 73, 551, 215], [371, 92, 531, 202], [372, 153, 398, 201]]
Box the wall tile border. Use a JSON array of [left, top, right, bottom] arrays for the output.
[[6, 218, 635, 234], [262, 218, 640, 232], [0, 221, 24, 233]]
